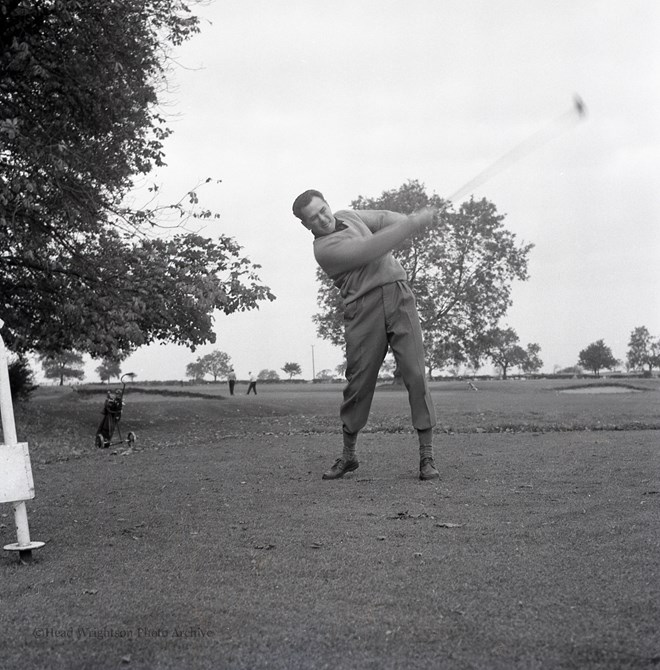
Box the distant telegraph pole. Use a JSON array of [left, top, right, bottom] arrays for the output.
[[311, 345, 316, 381]]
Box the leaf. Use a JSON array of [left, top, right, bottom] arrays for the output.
[[0, 4, 273, 358], [312, 182, 534, 373]]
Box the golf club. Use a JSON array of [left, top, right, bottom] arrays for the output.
[[447, 95, 587, 203]]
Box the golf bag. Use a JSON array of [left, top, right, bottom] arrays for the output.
[[95, 374, 136, 449]]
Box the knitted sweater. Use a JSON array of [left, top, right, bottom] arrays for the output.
[[313, 209, 411, 306]]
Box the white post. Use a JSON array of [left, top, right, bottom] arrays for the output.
[[0, 319, 44, 561], [0, 329, 18, 445], [13, 501, 32, 545]]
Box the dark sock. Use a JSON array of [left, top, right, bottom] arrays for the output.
[[419, 444, 433, 460], [418, 428, 434, 460], [417, 428, 433, 446], [342, 426, 357, 461]]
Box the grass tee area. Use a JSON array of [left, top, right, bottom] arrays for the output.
[[2, 379, 659, 669]]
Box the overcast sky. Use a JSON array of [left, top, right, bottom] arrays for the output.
[[82, 0, 660, 382]]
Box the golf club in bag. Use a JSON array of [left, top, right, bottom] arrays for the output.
[[95, 373, 137, 449]]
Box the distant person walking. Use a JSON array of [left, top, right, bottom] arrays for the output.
[[228, 368, 236, 396], [246, 372, 257, 395]]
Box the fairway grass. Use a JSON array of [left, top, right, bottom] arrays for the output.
[[1, 380, 659, 669]]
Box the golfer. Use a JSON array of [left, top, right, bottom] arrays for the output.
[[292, 189, 440, 480]]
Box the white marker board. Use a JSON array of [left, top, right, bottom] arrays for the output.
[[0, 443, 35, 503]]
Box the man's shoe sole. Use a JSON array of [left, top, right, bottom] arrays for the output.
[[419, 470, 440, 481], [419, 458, 440, 480]]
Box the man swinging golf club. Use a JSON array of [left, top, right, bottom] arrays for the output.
[[292, 189, 440, 480]]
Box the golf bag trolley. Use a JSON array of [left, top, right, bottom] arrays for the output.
[[95, 373, 137, 449]]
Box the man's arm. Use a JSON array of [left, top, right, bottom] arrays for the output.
[[315, 208, 436, 276], [355, 210, 409, 233]]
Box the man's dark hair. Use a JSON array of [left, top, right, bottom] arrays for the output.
[[292, 189, 325, 220]]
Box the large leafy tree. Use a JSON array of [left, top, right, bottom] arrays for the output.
[[185, 357, 206, 382], [39, 351, 85, 385], [258, 369, 280, 381], [626, 326, 660, 375], [1, 0, 274, 360], [477, 327, 530, 380], [8, 355, 37, 401], [185, 350, 232, 381], [282, 362, 302, 380], [200, 350, 232, 382], [96, 358, 122, 383], [313, 181, 533, 376], [520, 342, 544, 374], [578, 340, 619, 377]]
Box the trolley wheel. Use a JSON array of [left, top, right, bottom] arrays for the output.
[[95, 433, 105, 449], [127, 431, 137, 445]]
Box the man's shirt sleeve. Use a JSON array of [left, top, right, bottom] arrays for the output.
[[356, 210, 409, 233], [314, 210, 411, 277]]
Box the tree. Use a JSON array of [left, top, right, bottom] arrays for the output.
[[258, 369, 279, 381], [520, 342, 544, 375], [1, 1, 275, 360], [578, 340, 618, 377], [627, 326, 660, 375], [282, 362, 302, 380], [315, 369, 333, 381], [426, 336, 466, 378], [8, 355, 38, 401], [199, 350, 232, 382], [477, 327, 528, 380], [40, 351, 85, 385], [96, 358, 122, 383], [185, 358, 207, 382], [379, 353, 397, 380], [558, 365, 582, 376], [312, 181, 533, 377]]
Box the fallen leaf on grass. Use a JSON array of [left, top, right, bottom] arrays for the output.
[[309, 542, 323, 549], [435, 522, 463, 528], [83, 589, 98, 595]]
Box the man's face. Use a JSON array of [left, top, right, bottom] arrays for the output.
[[300, 196, 335, 237]]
